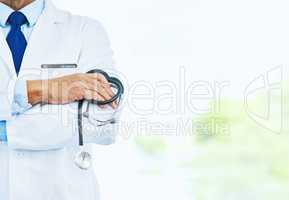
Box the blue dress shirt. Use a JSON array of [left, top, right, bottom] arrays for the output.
[[0, 0, 45, 141]]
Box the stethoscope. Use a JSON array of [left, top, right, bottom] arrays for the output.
[[74, 69, 124, 170]]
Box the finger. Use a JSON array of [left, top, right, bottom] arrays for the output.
[[101, 84, 115, 98], [87, 73, 109, 84], [85, 90, 113, 109], [111, 100, 119, 109], [91, 83, 112, 100], [85, 87, 113, 106], [84, 88, 117, 109], [92, 90, 117, 109], [91, 80, 114, 98], [79, 80, 110, 98], [82, 89, 93, 100], [83, 89, 105, 101], [81, 76, 117, 107], [85, 78, 115, 99], [111, 103, 116, 109]]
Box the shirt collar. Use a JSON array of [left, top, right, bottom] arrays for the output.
[[0, 0, 44, 27], [0, 3, 13, 27]]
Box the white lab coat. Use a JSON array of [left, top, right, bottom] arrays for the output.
[[0, 0, 122, 199]]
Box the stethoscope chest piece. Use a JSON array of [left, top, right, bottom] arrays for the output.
[[74, 147, 92, 170]]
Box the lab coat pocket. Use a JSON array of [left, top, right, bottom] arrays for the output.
[[40, 63, 79, 79]]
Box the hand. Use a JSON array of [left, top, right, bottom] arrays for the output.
[[27, 73, 117, 108]]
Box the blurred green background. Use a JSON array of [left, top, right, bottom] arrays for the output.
[[133, 82, 289, 200]]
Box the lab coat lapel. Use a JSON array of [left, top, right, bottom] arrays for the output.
[[19, 0, 66, 76], [0, 30, 15, 76], [0, 27, 15, 119]]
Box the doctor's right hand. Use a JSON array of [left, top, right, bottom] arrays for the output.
[[26, 73, 117, 108]]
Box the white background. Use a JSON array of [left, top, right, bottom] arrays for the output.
[[53, 0, 289, 199]]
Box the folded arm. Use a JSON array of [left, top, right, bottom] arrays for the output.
[[6, 19, 123, 150], [7, 70, 123, 150]]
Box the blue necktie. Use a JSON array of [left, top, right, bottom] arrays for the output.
[[6, 11, 28, 75]]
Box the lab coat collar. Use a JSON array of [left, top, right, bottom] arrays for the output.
[[0, 3, 13, 27], [0, 0, 67, 77], [21, 0, 45, 27], [42, 0, 68, 24]]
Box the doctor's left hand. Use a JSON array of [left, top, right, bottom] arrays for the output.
[[26, 73, 117, 108]]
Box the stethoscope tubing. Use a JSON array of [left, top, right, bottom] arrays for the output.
[[77, 69, 124, 146]]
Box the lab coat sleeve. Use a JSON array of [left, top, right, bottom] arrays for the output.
[[77, 18, 124, 145], [12, 79, 33, 115], [6, 105, 77, 150], [78, 18, 116, 73], [6, 18, 123, 150]]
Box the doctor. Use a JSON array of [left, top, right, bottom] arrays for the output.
[[0, 0, 122, 200]]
